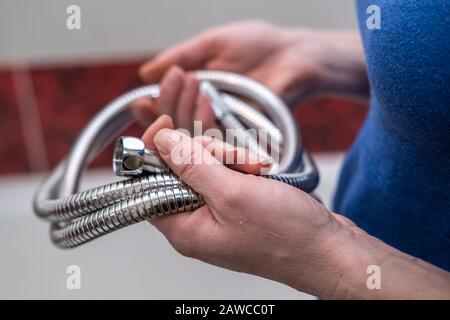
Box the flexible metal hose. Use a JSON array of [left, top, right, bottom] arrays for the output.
[[34, 71, 318, 249]]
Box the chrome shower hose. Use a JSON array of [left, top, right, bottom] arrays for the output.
[[33, 71, 319, 249]]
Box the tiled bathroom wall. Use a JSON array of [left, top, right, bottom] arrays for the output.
[[0, 59, 368, 175]]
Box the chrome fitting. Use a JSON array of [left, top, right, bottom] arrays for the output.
[[113, 136, 168, 176]]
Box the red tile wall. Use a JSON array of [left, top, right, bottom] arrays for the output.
[[295, 97, 368, 152], [31, 62, 144, 169], [0, 59, 368, 175], [0, 71, 30, 174]]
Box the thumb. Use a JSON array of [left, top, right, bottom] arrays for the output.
[[153, 128, 241, 199]]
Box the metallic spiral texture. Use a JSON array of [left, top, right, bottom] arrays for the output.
[[34, 71, 318, 249]]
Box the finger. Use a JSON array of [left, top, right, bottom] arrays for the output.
[[194, 136, 272, 175], [157, 65, 185, 117], [141, 114, 174, 149], [140, 115, 196, 239], [247, 68, 287, 96], [130, 98, 158, 128], [139, 34, 215, 83], [176, 74, 199, 133], [248, 65, 310, 104], [194, 92, 218, 131], [153, 128, 242, 199]]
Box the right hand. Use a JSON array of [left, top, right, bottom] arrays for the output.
[[134, 20, 368, 132], [141, 115, 345, 298]]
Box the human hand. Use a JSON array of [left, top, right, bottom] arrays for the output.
[[134, 20, 369, 131], [141, 116, 450, 299], [141, 115, 346, 297]]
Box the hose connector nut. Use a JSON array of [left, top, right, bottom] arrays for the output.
[[113, 136, 146, 176], [113, 136, 169, 176]]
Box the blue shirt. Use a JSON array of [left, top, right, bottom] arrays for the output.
[[334, 0, 450, 270]]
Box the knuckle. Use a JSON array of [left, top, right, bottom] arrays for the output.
[[177, 162, 196, 183], [221, 182, 244, 208], [206, 60, 227, 70], [174, 143, 202, 181]]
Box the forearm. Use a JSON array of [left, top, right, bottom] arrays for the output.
[[302, 214, 450, 299], [284, 28, 370, 102], [315, 31, 369, 98]]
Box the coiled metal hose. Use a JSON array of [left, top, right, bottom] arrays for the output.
[[34, 71, 319, 249]]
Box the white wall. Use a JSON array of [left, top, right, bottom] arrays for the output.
[[0, 0, 357, 64]]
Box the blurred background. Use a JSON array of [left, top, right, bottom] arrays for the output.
[[0, 0, 367, 299]]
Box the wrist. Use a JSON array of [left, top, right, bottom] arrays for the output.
[[278, 211, 357, 297], [282, 211, 387, 298], [282, 28, 323, 101], [316, 31, 369, 97], [319, 222, 386, 299], [283, 214, 388, 298], [312, 215, 450, 299], [283, 28, 369, 101]]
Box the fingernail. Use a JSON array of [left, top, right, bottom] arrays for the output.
[[260, 158, 273, 167], [166, 70, 178, 84], [167, 66, 183, 81], [154, 129, 183, 155], [262, 162, 279, 175]]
